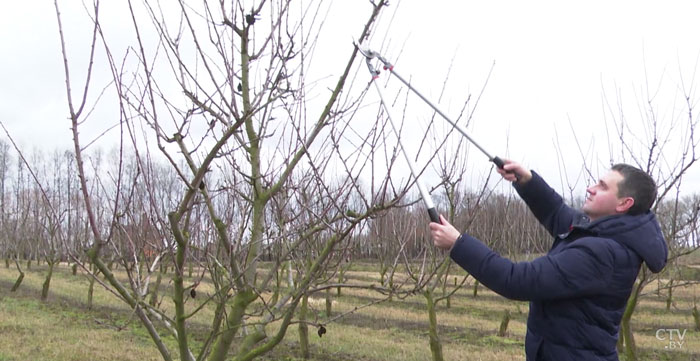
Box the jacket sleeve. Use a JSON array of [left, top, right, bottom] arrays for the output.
[[513, 171, 579, 237], [450, 233, 614, 301]]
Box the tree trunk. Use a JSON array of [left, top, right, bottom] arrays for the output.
[[41, 259, 56, 301], [621, 282, 642, 361], [445, 277, 457, 309], [388, 278, 394, 302], [87, 263, 97, 309], [693, 299, 700, 331], [298, 293, 310, 359], [286, 261, 294, 289], [472, 279, 479, 297], [171, 220, 193, 361], [425, 290, 444, 361], [207, 290, 257, 361], [138, 257, 145, 278], [149, 266, 163, 306], [337, 269, 344, 296], [616, 330, 624, 354], [270, 268, 281, 307], [497, 309, 511, 337], [666, 279, 673, 311], [11, 269, 24, 292], [325, 288, 332, 317], [71, 263, 78, 276], [203, 291, 227, 356]]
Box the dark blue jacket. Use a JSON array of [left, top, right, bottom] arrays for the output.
[[450, 171, 667, 361]]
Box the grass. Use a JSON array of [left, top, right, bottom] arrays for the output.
[[0, 289, 165, 361], [2, 261, 700, 361]]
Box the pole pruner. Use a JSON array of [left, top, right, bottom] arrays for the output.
[[356, 42, 512, 223]]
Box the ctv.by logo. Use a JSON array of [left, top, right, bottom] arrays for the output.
[[655, 329, 687, 349]]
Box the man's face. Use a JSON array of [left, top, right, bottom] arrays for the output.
[[582, 170, 632, 221]]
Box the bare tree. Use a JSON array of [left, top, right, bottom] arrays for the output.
[[0, 140, 11, 268], [51, 1, 448, 360]]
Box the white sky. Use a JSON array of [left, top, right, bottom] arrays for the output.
[[1, 0, 699, 199]]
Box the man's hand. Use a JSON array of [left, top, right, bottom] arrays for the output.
[[430, 215, 462, 250], [496, 159, 533, 184]]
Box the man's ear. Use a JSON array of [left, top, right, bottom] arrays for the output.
[[617, 197, 635, 213]]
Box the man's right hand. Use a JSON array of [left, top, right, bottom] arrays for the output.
[[497, 159, 532, 184], [430, 215, 461, 251]]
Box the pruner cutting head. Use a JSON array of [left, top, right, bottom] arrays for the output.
[[353, 39, 383, 79], [353, 38, 377, 59]]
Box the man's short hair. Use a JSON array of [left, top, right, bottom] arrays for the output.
[[611, 163, 657, 215]]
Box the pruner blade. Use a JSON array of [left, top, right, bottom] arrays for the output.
[[353, 38, 376, 59]]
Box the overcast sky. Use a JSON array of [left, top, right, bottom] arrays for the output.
[[1, 0, 699, 198]]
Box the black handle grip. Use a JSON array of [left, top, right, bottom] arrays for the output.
[[427, 208, 440, 223], [492, 155, 521, 181], [492, 156, 506, 169]]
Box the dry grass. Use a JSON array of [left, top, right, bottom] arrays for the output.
[[0, 268, 168, 361], [1, 261, 699, 361]]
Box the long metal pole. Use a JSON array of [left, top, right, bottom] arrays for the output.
[[371, 81, 440, 223], [388, 70, 505, 167], [364, 46, 507, 169], [363, 51, 440, 223]]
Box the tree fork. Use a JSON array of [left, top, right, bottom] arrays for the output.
[[207, 290, 257, 361], [10, 259, 24, 292]]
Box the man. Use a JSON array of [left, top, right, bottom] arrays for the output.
[[430, 161, 667, 361]]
